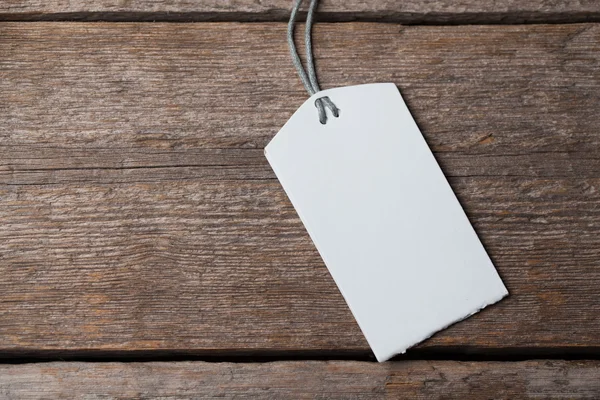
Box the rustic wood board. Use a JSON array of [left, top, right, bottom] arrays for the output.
[[1, 22, 599, 354], [1, 0, 600, 23], [1, 360, 599, 399]]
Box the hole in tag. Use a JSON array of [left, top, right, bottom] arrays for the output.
[[314, 97, 340, 125]]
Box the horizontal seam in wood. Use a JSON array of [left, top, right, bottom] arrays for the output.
[[1, 11, 600, 25], [1, 347, 600, 364]]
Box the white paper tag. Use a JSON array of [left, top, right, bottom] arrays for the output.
[[265, 83, 508, 362]]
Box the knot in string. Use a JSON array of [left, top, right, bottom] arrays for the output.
[[287, 0, 339, 124]]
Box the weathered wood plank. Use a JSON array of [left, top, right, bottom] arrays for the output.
[[0, 22, 599, 354], [1, 0, 600, 23], [0, 361, 599, 399]]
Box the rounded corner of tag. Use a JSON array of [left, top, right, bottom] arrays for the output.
[[378, 82, 401, 95]]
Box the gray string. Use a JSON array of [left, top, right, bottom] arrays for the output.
[[287, 0, 339, 124]]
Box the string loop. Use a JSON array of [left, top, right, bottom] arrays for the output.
[[287, 0, 339, 124]]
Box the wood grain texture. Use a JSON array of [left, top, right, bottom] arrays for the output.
[[1, 0, 600, 23], [0, 22, 599, 354], [1, 361, 599, 399]]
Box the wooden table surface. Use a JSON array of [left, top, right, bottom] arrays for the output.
[[1, 1, 599, 399]]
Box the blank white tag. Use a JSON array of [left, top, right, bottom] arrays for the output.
[[265, 83, 508, 362]]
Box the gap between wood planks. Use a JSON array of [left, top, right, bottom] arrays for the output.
[[1, 347, 600, 364], [0, 11, 600, 24]]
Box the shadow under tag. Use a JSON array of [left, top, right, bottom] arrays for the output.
[[265, 83, 508, 362]]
